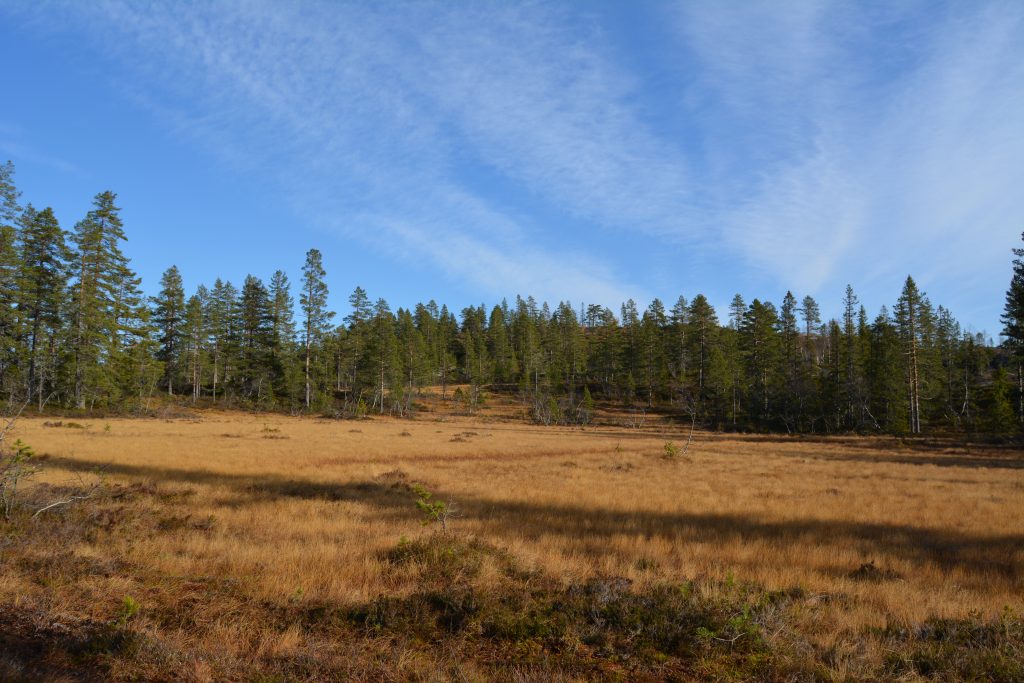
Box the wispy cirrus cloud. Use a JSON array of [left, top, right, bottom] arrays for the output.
[[675, 0, 1024, 325], [4, 0, 1023, 330], [17, 0, 682, 305], [0, 133, 85, 178]]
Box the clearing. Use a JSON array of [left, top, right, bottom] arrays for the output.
[[2, 408, 1022, 681]]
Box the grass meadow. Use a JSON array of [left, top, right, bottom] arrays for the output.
[[1, 398, 1022, 681]]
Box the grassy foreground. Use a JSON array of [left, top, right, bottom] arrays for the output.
[[1, 405, 1022, 681]]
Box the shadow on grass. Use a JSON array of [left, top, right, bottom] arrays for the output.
[[733, 444, 1024, 471], [41, 454, 1024, 581], [40, 455, 421, 519], [477, 423, 1024, 470], [460, 498, 1022, 580]]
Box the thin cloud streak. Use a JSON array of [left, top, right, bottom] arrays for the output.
[[21, 0, 666, 305], [4, 0, 1022, 331], [675, 1, 1024, 326], [0, 139, 86, 178]]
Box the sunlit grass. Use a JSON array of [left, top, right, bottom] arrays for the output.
[[3, 400, 1022, 679]]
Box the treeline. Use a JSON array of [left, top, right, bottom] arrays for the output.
[[1, 162, 1021, 436]]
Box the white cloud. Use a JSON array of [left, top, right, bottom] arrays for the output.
[[675, 1, 1024, 325], [6, 0, 1023, 329], [0, 138, 85, 178], [15, 0, 674, 305]]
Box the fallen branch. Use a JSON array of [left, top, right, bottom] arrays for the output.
[[32, 473, 104, 519], [32, 484, 101, 518]]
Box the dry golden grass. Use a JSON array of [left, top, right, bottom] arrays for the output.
[[3, 399, 1023, 680]]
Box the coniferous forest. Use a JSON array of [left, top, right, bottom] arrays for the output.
[[2, 162, 1022, 437]]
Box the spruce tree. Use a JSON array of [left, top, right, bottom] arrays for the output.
[[551, 301, 585, 405], [368, 298, 398, 413], [739, 299, 780, 426], [300, 250, 333, 409], [778, 291, 803, 430], [269, 270, 296, 346], [821, 320, 843, 430], [269, 269, 300, 406], [0, 163, 1011, 437], [459, 304, 491, 410], [956, 332, 987, 432], [513, 296, 542, 397], [638, 300, 667, 406], [487, 304, 517, 384], [798, 295, 822, 368], [152, 265, 186, 395], [0, 161, 22, 396], [686, 294, 717, 398], [184, 288, 207, 403], [1001, 231, 1024, 424], [206, 279, 237, 403], [895, 276, 933, 434], [396, 307, 427, 413], [986, 368, 1016, 434], [436, 305, 458, 398], [67, 191, 134, 409], [619, 298, 640, 388], [344, 286, 372, 395], [728, 294, 746, 329], [584, 306, 620, 398], [935, 306, 961, 427], [799, 295, 821, 337], [414, 301, 441, 391], [16, 205, 68, 406], [865, 307, 906, 433], [841, 285, 862, 428], [667, 295, 689, 395], [238, 275, 275, 404], [114, 268, 160, 407]]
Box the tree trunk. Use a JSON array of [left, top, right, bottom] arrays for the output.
[[304, 337, 311, 410]]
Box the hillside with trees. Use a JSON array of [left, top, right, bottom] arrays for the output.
[[1, 162, 1020, 437]]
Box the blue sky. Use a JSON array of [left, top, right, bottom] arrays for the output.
[[1, 1, 1022, 336]]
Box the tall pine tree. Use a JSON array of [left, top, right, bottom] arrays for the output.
[[300, 250, 333, 409], [16, 206, 68, 406], [1001, 231, 1024, 424], [152, 265, 186, 395], [67, 191, 136, 409]]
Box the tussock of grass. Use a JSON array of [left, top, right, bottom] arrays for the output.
[[848, 560, 903, 582], [41, 420, 88, 429]]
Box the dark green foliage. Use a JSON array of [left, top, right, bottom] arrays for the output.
[[237, 275, 277, 405], [1002, 231, 1024, 426], [0, 161, 21, 398], [16, 205, 68, 406], [299, 250, 332, 409], [66, 191, 152, 409], [880, 609, 1024, 682], [152, 266, 185, 395], [351, 535, 796, 678], [895, 276, 934, 434], [411, 484, 452, 532], [1002, 232, 1024, 352], [345, 535, 1024, 679], [985, 368, 1016, 434], [0, 174, 1017, 439]]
